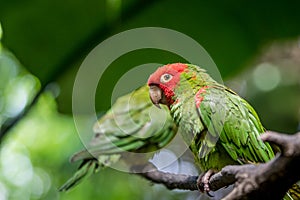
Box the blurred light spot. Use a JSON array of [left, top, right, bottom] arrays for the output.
[[0, 182, 8, 200], [5, 85, 28, 117], [31, 168, 51, 198], [253, 63, 281, 91], [0, 52, 19, 88], [1, 150, 33, 187], [31, 172, 44, 198], [4, 74, 38, 118]]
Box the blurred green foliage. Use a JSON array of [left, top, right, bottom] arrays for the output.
[[0, 0, 299, 199]]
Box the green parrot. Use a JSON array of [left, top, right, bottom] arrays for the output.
[[59, 85, 177, 191], [147, 63, 300, 199]]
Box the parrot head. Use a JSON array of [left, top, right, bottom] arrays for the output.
[[147, 63, 188, 108]]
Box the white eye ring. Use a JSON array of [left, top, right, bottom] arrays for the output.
[[160, 73, 173, 83]]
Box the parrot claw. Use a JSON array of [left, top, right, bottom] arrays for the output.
[[197, 169, 217, 196]]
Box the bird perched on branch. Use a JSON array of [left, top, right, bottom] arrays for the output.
[[147, 63, 300, 199]]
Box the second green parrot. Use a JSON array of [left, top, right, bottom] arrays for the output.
[[59, 85, 177, 191]]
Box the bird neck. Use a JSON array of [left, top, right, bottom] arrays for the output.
[[168, 77, 204, 146], [168, 68, 218, 127]]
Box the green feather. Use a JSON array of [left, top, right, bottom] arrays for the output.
[[60, 85, 177, 191], [59, 160, 98, 192]]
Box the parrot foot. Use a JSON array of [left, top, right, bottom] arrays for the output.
[[197, 169, 217, 196]]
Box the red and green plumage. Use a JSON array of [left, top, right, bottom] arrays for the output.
[[148, 63, 299, 198], [148, 63, 274, 170]]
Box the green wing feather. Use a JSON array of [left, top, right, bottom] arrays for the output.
[[60, 85, 177, 191], [196, 86, 300, 200], [196, 86, 275, 169]]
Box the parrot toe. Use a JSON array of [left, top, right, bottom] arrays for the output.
[[197, 169, 217, 196]]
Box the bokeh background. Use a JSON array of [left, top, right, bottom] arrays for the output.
[[0, 0, 300, 199]]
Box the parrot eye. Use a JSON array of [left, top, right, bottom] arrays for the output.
[[160, 73, 173, 83]]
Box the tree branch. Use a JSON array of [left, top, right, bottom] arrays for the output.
[[134, 131, 300, 200], [222, 131, 300, 200], [131, 163, 199, 191]]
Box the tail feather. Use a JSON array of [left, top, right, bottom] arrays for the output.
[[59, 159, 99, 192]]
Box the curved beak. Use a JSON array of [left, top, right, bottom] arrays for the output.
[[149, 85, 163, 109]]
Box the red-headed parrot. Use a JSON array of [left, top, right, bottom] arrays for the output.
[[147, 63, 300, 199]]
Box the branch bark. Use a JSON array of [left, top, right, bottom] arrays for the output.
[[134, 131, 300, 200]]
